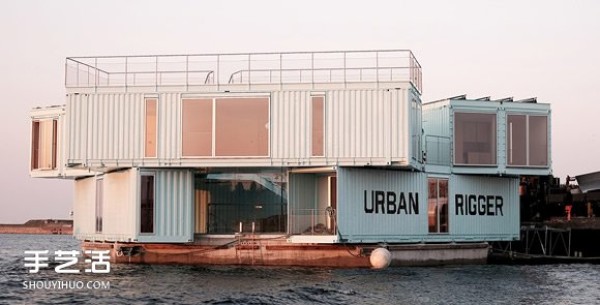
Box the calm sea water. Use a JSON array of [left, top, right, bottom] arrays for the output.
[[1, 234, 599, 305]]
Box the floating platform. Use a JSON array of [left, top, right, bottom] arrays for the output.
[[81, 239, 488, 268]]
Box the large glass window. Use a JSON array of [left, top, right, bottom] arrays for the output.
[[454, 113, 496, 165], [529, 116, 548, 166], [428, 178, 448, 233], [507, 114, 548, 167], [182, 96, 270, 157], [311, 95, 324, 156], [95, 178, 103, 233], [182, 99, 213, 156], [145, 98, 157, 158], [194, 170, 286, 234], [140, 175, 155, 234], [31, 119, 57, 170], [215, 97, 269, 156]]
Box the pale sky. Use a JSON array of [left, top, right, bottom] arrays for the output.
[[1, 0, 599, 223]]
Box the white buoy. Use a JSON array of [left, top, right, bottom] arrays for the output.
[[370, 247, 392, 269]]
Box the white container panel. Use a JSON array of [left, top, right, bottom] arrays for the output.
[[67, 93, 146, 164], [325, 89, 410, 161], [271, 91, 310, 160], [73, 177, 96, 239], [157, 93, 182, 160], [102, 169, 136, 240]]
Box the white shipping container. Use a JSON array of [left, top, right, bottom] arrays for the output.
[[65, 88, 420, 169]]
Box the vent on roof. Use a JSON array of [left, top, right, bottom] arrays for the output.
[[448, 94, 467, 100], [515, 97, 537, 104], [494, 97, 513, 103]]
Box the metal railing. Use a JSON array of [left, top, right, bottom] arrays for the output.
[[65, 50, 422, 92], [289, 208, 336, 235], [425, 135, 451, 166]]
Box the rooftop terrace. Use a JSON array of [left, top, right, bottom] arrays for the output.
[[65, 49, 422, 92]]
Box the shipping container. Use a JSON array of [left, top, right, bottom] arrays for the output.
[[72, 168, 193, 243], [30, 105, 91, 178], [64, 88, 421, 170], [422, 96, 551, 176], [336, 167, 519, 243]]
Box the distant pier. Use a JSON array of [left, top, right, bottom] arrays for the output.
[[0, 219, 73, 235]]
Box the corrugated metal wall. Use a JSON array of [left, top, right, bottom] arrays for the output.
[[337, 168, 427, 242], [67, 93, 146, 162], [336, 168, 519, 243], [136, 169, 194, 243], [323, 89, 408, 160], [66, 89, 416, 167], [449, 175, 519, 240]]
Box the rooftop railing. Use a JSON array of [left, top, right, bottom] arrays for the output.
[[65, 50, 422, 92]]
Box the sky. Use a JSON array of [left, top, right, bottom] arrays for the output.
[[0, 0, 599, 223]]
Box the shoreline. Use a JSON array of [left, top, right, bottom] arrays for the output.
[[0, 219, 73, 235]]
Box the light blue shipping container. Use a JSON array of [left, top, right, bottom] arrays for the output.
[[336, 167, 519, 243]]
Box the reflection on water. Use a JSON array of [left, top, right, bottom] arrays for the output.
[[1, 234, 599, 305]]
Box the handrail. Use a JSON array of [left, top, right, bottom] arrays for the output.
[[228, 66, 411, 84], [65, 49, 422, 92]]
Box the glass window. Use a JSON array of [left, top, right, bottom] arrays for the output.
[[140, 175, 155, 234], [529, 116, 548, 166], [454, 113, 496, 165], [311, 95, 324, 156], [215, 97, 269, 156], [507, 115, 527, 166], [428, 178, 449, 233], [31, 119, 58, 170], [427, 179, 438, 233], [195, 170, 287, 234], [182, 99, 213, 156], [31, 121, 39, 169], [95, 178, 103, 233], [506, 114, 548, 167], [145, 98, 157, 158]]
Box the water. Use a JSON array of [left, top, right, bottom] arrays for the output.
[[1, 235, 599, 305]]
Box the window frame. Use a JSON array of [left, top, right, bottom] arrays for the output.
[[311, 94, 325, 157], [428, 177, 449, 234], [30, 118, 58, 171], [506, 113, 549, 168], [180, 95, 271, 158], [95, 177, 103, 234], [453, 111, 498, 166], [144, 97, 158, 158], [139, 173, 156, 235], [181, 98, 214, 157]]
